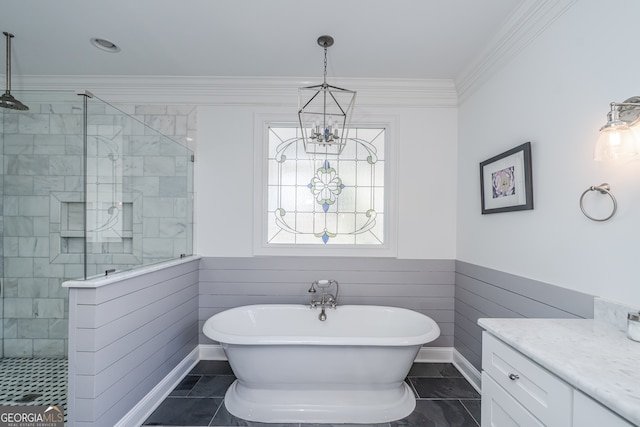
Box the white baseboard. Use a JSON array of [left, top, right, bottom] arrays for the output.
[[114, 347, 199, 427], [452, 348, 482, 393], [415, 346, 453, 363], [199, 344, 227, 360]]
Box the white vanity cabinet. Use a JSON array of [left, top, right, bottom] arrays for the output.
[[481, 332, 572, 426], [573, 390, 634, 427], [481, 332, 634, 427]]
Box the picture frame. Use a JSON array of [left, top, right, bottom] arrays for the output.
[[480, 142, 533, 214]]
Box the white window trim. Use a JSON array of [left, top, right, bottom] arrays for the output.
[[252, 112, 399, 257]]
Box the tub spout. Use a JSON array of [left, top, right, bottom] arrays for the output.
[[311, 293, 336, 320]]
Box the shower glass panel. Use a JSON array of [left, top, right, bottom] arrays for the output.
[[1, 90, 194, 357], [82, 95, 194, 277]]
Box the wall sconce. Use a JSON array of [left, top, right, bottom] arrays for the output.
[[594, 96, 640, 161]]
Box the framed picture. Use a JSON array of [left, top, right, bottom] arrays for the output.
[[480, 142, 533, 214]]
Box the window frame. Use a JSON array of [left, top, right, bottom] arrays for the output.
[[253, 113, 398, 257]]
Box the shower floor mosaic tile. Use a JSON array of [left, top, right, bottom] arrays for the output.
[[143, 361, 481, 427], [0, 358, 67, 422]]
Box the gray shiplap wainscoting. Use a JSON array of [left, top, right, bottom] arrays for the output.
[[454, 261, 595, 372], [65, 257, 200, 427], [199, 257, 455, 348]]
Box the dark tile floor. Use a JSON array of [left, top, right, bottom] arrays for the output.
[[143, 360, 481, 427]]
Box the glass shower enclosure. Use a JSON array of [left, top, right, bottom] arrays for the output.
[[0, 90, 194, 358]]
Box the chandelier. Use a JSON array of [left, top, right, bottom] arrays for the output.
[[298, 35, 356, 155]]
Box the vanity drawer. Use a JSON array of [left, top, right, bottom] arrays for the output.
[[482, 332, 572, 426], [481, 372, 544, 427]]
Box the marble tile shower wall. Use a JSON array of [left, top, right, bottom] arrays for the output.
[[1, 101, 196, 358]]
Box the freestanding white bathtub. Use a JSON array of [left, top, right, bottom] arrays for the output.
[[202, 304, 441, 424]]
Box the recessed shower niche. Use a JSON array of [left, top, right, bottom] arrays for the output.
[[51, 193, 142, 271]]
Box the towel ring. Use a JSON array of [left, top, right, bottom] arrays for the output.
[[579, 183, 617, 222]]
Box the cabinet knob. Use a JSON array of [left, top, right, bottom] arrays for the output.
[[508, 373, 520, 381]]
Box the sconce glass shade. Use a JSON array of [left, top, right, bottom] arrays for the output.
[[594, 108, 639, 161]]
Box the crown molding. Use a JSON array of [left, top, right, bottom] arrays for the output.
[[455, 0, 578, 102], [4, 2, 578, 109], [10, 75, 458, 108]]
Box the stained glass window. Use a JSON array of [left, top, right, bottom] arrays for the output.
[[266, 125, 386, 245]]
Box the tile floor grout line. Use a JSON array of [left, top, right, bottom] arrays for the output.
[[406, 377, 420, 399], [207, 397, 224, 427], [186, 375, 204, 398], [459, 398, 482, 427]]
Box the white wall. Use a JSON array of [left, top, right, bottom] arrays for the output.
[[457, 0, 640, 305], [195, 89, 458, 259]]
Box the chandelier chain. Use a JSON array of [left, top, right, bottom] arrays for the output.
[[323, 46, 328, 86]]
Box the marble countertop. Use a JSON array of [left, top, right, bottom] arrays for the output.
[[478, 318, 640, 426]]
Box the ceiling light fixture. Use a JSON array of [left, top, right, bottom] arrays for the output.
[[594, 96, 640, 161], [298, 35, 356, 155], [90, 37, 121, 53], [0, 32, 29, 111]]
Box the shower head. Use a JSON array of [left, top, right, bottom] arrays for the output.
[[1, 32, 28, 111], [0, 91, 28, 111]]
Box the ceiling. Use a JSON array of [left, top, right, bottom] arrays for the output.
[[1, 0, 525, 81]]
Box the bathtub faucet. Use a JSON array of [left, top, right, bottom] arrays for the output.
[[308, 279, 339, 321]]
